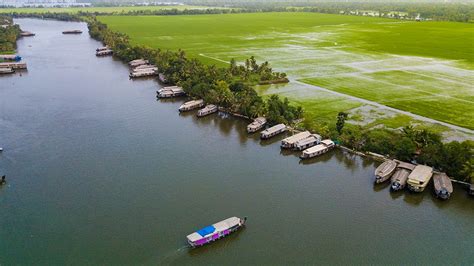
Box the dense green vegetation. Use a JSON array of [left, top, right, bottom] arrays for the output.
[[87, 18, 299, 124], [0, 15, 21, 53]]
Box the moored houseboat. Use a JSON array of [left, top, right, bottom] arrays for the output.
[[247, 117, 266, 133], [62, 30, 82, 34], [0, 54, 21, 61], [129, 69, 157, 78], [20, 31, 35, 37], [300, 139, 335, 159], [294, 134, 321, 151], [179, 99, 205, 112], [96, 46, 109, 52], [186, 217, 247, 247], [0, 62, 27, 69], [95, 49, 113, 56], [407, 165, 433, 192], [128, 59, 149, 68], [157, 86, 185, 98], [374, 160, 398, 183], [281, 131, 311, 149], [134, 64, 158, 71], [390, 162, 415, 191], [260, 124, 287, 139], [0, 67, 14, 74], [433, 172, 453, 200], [197, 104, 218, 117]]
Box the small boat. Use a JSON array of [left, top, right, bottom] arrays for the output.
[[300, 139, 335, 159], [129, 69, 157, 78], [0, 147, 3, 152], [179, 99, 205, 112], [20, 31, 35, 37], [0, 175, 5, 185], [247, 117, 266, 133], [134, 64, 157, 70], [390, 168, 411, 191], [96, 46, 109, 52], [260, 124, 287, 139], [95, 49, 113, 56], [128, 59, 149, 67], [156, 86, 185, 98], [197, 104, 218, 117], [433, 172, 453, 200], [374, 160, 397, 183], [62, 30, 82, 34], [0, 67, 15, 74], [280, 131, 311, 149], [186, 217, 246, 247]]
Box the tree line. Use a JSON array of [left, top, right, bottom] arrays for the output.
[[0, 15, 21, 53]]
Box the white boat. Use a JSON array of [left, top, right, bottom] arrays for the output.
[[374, 160, 397, 183], [157, 86, 185, 98], [294, 134, 321, 151], [179, 99, 205, 112], [197, 104, 218, 117], [407, 165, 433, 192], [247, 117, 266, 133], [186, 217, 246, 247], [300, 139, 335, 159], [281, 131, 311, 149], [260, 124, 287, 139]]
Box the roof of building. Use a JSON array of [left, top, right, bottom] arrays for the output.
[[408, 165, 433, 182]]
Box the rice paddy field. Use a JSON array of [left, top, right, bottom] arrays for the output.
[[97, 13, 472, 139]]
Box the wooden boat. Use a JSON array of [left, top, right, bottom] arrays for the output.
[[433, 172, 453, 200], [260, 124, 287, 139], [96, 46, 109, 52], [156, 86, 185, 98], [0, 67, 14, 74], [247, 117, 266, 133], [281, 131, 311, 149], [62, 30, 82, 34], [390, 168, 411, 191], [407, 165, 433, 192], [197, 104, 218, 117], [300, 139, 335, 159], [294, 134, 321, 151], [129, 69, 157, 78], [128, 59, 148, 67], [186, 217, 246, 247], [0, 62, 27, 69], [374, 160, 397, 183], [179, 99, 204, 112]]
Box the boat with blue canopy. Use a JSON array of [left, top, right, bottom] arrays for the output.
[[186, 216, 246, 247]]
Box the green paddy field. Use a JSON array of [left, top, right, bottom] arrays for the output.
[[98, 13, 474, 133]]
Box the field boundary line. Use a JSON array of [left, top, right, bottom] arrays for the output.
[[198, 53, 230, 64]]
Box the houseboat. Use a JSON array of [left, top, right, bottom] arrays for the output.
[[390, 162, 415, 191], [407, 165, 433, 192], [129, 69, 157, 78], [374, 160, 397, 183], [0, 67, 14, 74], [186, 217, 246, 248], [247, 117, 267, 133], [197, 104, 218, 117], [260, 124, 287, 139], [433, 172, 453, 200], [62, 30, 82, 34], [95, 49, 113, 56], [280, 131, 311, 149], [294, 134, 321, 151], [0, 62, 27, 69], [300, 139, 335, 159], [134, 64, 158, 71], [128, 59, 149, 68], [96, 46, 109, 52], [0, 54, 21, 61], [179, 99, 205, 112], [157, 86, 185, 98]]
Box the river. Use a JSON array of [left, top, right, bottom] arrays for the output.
[[0, 19, 473, 265]]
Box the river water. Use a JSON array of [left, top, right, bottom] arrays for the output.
[[0, 19, 473, 265]]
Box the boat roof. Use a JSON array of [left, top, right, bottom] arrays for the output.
[[295, 134, 321, 146], [395, 161, 416, 170], [282, 131, 311, 144], [408, 165, 433, 182], [262, 124, 286, 134], [433, 172, 453, 192], [183, 99, 204, 106], [186, 217, 240, 242], [321, 139, 334, 146], [303, 143, 326, 154]]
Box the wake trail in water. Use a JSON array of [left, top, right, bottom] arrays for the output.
[[150, 245, 189, 265]]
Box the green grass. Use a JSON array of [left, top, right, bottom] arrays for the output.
[[0, 5, 211, 14], [96, 12, 474, 131]]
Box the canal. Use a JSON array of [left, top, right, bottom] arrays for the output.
[[0, 19, 473, 265]]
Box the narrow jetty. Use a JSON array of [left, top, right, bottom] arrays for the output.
[[247, 117, 266, 133], [433, 172, 453, 200], [294, 134, 321, 151], [0, 54, 21, 61], [128, 59, 149, 68], [62, 30, 82, 34], [260, 124, 287, 139], [374, 160, 398, 183], [179, 99, 205, 112], [197, 104, 218, 117], [390, 162, 415, 191], [129, 69, 157, 78], [280, 131, 311, 149], [95, 49, 113, 56], [157, 86, 185, 98], [186, 217, 247, 247], [407, 165, 433, 192], [300, 139, 335, 159], [0, 67, 14, 74], [0, 62, 27, 69], [20, 31, 35, 37]]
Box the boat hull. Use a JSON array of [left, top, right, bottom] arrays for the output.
[[188, 220, 245, 248]]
